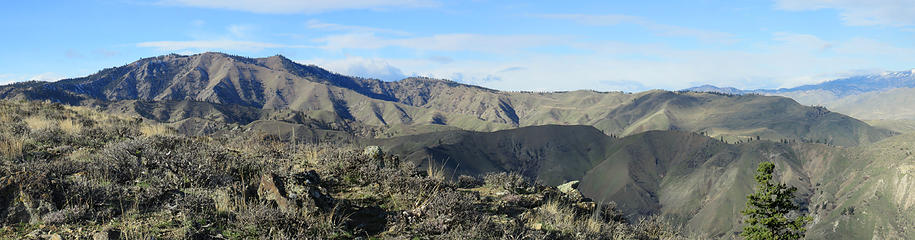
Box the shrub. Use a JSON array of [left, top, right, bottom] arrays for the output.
[[484, 172, 532, 194]]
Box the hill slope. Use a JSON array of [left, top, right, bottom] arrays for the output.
[[368, 125, 616, 186], [375, 127, 915, 239]]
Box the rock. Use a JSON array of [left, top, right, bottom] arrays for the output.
[[363, 146, 383, 160], [306, 186, 334, 209], [257, 174, 294, 211], [259, 172, 335, 213], [557, 180, 580, 195], [557, 180, 583, 201], [44, 233, 62, 240], [293, 170, 321, 186], [93, 229, 121, 240]]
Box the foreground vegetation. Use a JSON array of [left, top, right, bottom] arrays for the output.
[[0, 100, 682, 239]]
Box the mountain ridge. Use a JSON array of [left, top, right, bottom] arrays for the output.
[[0, 52, 892, 146], [683, 69, 915, 120]]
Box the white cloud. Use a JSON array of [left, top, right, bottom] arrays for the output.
[[306, 20, 410, 36], [227, 24, 255, 38], [315, 33, 564, 53], [191, 19, 206, 27], [136, 40, 309, 51], [304, 32, 915, 92], [834, 37, 915, 56], [159, 0, 438, 14], [426, 55, 453, 64], [29, 72, 66, 82], [298, 57, 407, 81], [0, 74, 21, 85], [775, 0, 915, 26], [772, 32, 832, 51], [540, 14, 738, 44]]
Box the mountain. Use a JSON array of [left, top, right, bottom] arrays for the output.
[[684, 69, 915, 120], [0, 52, 891, 146], [375, 126, 915, 239]]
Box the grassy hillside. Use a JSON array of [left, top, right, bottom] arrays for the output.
[[0, 100, 681, 239], [804, 133, 915, 239], [866, 119, 915, 134], [376, 127, 915, 239], [369, 125, 616, 186]]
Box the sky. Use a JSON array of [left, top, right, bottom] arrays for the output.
[[1, 0, 914, 92]]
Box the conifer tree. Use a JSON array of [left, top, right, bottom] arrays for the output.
[[741, 162, 810, 240]]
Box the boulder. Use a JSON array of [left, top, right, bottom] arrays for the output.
[[363, 146, 383, 159], [557, 180, 583, 201], [257, 174, 294, 211], [92, 228, 121, 240], [258, 172, 335, 212]]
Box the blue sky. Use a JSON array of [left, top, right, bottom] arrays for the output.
[[2, 0, 914, 91]]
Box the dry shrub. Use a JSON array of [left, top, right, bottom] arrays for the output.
[[484, 172, 532, 194]]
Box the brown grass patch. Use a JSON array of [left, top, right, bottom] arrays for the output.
[[140, 124, 174, 137]]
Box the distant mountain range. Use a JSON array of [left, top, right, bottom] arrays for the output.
[[0, 52, 890, 146], [685, 69, 915, 120]]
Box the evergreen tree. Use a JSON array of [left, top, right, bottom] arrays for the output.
[[741, 162, 810, 240]]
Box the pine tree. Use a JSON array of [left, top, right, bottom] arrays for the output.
[[741, 162, 810, 240]]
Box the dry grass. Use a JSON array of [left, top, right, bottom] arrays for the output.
[[140, 124, 174, 137], [67, 148, 92, 162], [21, 115, 82, 134], [532, 199, 578, 234], [0, 136, 24, 159], [58, 119, 82, 135], [24, 115, 59, 131]]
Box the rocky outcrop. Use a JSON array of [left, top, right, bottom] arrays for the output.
[[257, 170, 334, 213]]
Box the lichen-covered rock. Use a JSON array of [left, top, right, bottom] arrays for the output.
[[92, 228, 121, 240], [257, 173, 294, 211], [363, 146, 383, 159], [557, 180, 583, 201], [258, 171, 335, 213]]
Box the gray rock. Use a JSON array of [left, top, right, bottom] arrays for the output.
[[363, 146, 383, 160], [258, 174, 294, 211], [557, 180, 583, 201], [93, 228, 121, 240]]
